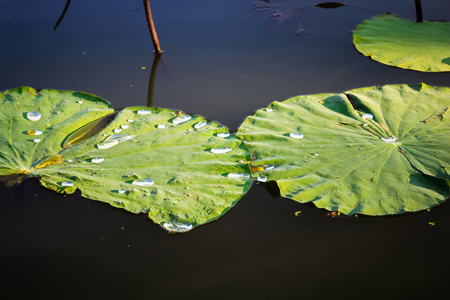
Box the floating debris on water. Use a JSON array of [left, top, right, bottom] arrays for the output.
[[26, 111, 41, 121], [290, 132, 304, 139], [27, 130, 43, 136], [61, 181, 74, 187], [194, 121, 207, 129], [211, 147, 232, 154], [97, 134, 135, 149], [227, 172, 251, 180], [362, 113, 373, 120], [91, 157, 105, 163], [132, 178, 154, 186], [381, 135, 397, 142], [137, 109, 151, 115], [217, 132, 230, 138], [163, 221, 193, 233], [172, 115, 192, 125]]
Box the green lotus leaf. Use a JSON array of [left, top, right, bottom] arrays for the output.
[[0, 87, 252, 233], [353, 14, 450, 72], [237, 83, 450, 215]]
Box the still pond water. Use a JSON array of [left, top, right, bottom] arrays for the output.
[[1, 0, 450, 299]]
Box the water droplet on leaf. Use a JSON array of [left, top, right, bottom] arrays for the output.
[[61, 181, 74, 187], [26, 112, 41, 121], [163, 221, 193, 233], [227, 172, 251, 180], [217, 132, 230, 138], [194, 122, 207, 129], [120, 124, 129, 129], [157, 124, 166, 129], [114, 128, 122, 133], [33, 138, 41, 143], [27, 130, 43, 136], [137, 109, 152, 115], [97, 134, 134, 149], [132, 178, 154, 186], [211, 147, 232, 154], [362, 113, 373, 120], [381, 135, 398, 142], [290, 132, 304, 139], [91, 157, 105, 163], [118, 189, 126, 194], [172, 115, 192, 125], [257, 176, 268, 182]]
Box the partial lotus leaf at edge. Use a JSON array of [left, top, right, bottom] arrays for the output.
[[237, 83, 450, 215]]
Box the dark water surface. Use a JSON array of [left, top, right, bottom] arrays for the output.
[[1, 0, 450, 299]]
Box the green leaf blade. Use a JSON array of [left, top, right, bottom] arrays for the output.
[[353, 14, 450, 72], [237, 84, 450, 215]]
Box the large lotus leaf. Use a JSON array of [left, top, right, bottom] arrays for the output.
[[0, 88, 252, 232], [353, 14, 450, 72], [0, 87, 114, 175], [237, 83, 450, 215]]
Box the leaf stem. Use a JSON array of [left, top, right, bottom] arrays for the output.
[[143, 0, 162, 53], [415, 0, 423, 22]]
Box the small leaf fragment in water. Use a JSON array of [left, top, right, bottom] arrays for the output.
[[211, 147, 232, 154], [163, 221, 193, 233], [132, 178, 154, 186], [26, 111, 41, 121], [227, 172, 251, 180], [314, 2, 347, 9], [429, 222, 435, 226], [27, 130, 43, 136], [294, 211, 302, 216]]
